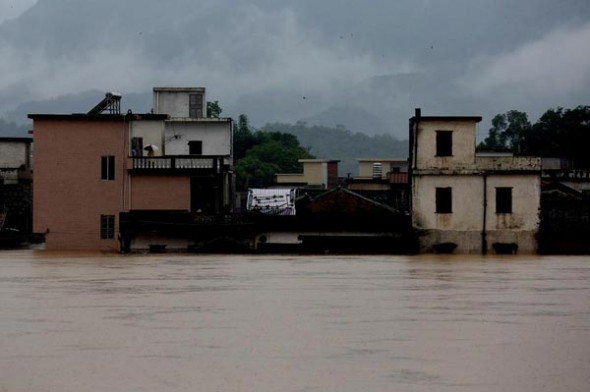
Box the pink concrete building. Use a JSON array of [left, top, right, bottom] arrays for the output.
[[30, 89, 233, 251]]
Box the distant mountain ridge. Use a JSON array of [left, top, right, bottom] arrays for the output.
[[4, 90, 152, 125], [261, 122, 408, 176]]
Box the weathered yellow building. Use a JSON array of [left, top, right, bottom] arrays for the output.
[[409, 109, 541, 254], [275, 159, 339, 189]]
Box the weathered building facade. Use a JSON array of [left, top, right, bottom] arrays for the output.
[[409, 109, 541, 254]]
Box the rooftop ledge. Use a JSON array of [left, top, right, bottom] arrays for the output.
[[166, 117, 232, 122], [415, 156, 542, 173]]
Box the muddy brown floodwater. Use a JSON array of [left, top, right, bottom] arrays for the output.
[[1, 251, 589, 392]]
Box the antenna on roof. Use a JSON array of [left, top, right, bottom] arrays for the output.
[[87, 92, 122, 115]]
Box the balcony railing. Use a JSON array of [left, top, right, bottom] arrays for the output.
[[129, 155, 229, 172]]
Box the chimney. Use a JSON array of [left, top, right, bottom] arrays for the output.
[[415, 108, 421, 119], [327, 160, 339, 188]]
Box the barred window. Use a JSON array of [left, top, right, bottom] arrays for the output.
[[100, 215, 115, 239], [101, 156, 115, 180], [189, 94, 203, 118]]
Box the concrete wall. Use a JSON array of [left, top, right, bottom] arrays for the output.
[[164, 120, 231, 156], [33, 118, 127, 251], [304, 161, 326, 186], [276, 161, 327, 187], [416, 120, 477, 170], [130, 175, 191, 210], [153, 88, 206, 118], [412, 174, 540, 253], [130, 120, 164, 156], [0, 140, 29, 168], [476, 156, 541, 171]]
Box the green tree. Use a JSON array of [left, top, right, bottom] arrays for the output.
[[206, 101, 222, 118], [478, 110, 531, 153], [233, 114, 259, 161], [235, 156, 280, 190], [233, 115, 314, 190], [522, 106, 590, 167]]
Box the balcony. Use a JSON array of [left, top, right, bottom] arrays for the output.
[[128, 155, 230, 174]]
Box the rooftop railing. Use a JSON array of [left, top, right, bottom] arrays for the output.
[[130, 155, 229, 172]]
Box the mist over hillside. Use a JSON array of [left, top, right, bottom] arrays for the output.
[[0, 0, 588, 139]]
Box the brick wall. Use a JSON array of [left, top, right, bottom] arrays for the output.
[[33, 118, 128, 251], [131, 175, 191, 210]]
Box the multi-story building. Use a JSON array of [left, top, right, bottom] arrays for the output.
[[30, 88, 233, 251], [409, 109, 541, 254]]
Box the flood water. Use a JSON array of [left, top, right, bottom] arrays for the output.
[[1, 251, 589, 392]]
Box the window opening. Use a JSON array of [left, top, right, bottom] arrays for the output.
[[101, 156, 115, 180], [131, 137, 143, 156], [436, 187, 452, 213], [436, 131, 453, 157], [100, 215, 115, 239], [189, 94, 203, 118], [496, 187, 512, 213], [188, 141, 203, 155]]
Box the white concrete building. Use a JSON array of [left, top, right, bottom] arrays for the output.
[[0, 137, 32, 185], [409, 109, 541, 254]]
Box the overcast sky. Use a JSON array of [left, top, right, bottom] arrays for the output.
[[0, 0, 589, 138], [0, 0, 36, 24]]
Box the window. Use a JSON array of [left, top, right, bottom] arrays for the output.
[[188, 140, 203, 155], [496, 187, 512, 213], [100, 215, 115, 239], [189, 94, 203, 118], [436, 131, 453, 157], [436, 187, 452, 213], [101, 156, 115, 180], [131, 137, 143, 156]]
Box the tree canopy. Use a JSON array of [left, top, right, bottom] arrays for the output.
[[477, 110, 531, 152], [206, 101, 222, 118], [234, 115, 314, 190], [478, 106, 590, 168]]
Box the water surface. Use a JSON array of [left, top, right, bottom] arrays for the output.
[[1, 251, 589, 391]]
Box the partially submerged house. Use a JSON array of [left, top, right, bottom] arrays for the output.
[[30, 88, 233, 251], [0, 137, 33, 244], [409, 109, 541, 254], [254, 187, 415, 254]]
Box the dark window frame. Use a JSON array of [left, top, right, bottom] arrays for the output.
[[101, 156, 115, 181], [496, 187, 513, 213], [189, 94, 203, 118], [188, 140, 203, 155], [100, 215, 115, 239], [436, 130, 453, 157], [131, 137, 143, 157], [436, 187, 452, 213]]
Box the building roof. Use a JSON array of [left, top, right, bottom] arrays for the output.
[[410, 115, 482, 122], [166, 117, 232, 123], [0, 137, 33, 142], [27, 113, 169, 121], [153, 87, 205, 92], [357, 158, 408, 162], [298, 159, 340, 163]]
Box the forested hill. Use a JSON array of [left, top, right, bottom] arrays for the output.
[[0, 118, 29, 137], [260, 122, 408, 176]]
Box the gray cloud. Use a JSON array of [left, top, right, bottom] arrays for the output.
[[0, 0, 589, 137]]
